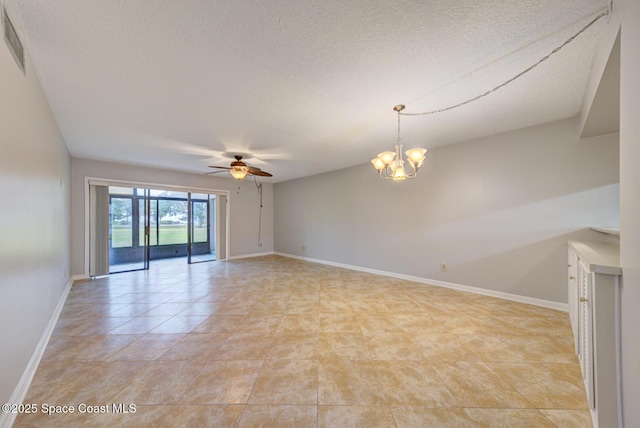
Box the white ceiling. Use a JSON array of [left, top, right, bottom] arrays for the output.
[[6, 0, 609, 182]]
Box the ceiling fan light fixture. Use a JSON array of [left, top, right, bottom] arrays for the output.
[[230, 168, 249, 180], [207, 155, 273, 180]]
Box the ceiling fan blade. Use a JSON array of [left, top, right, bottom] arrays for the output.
[[208, 165, 232, 170], [205, 170, 229, 175], [249, 170, 273, 177]]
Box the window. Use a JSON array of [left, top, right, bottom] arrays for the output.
[[158, 199, 188, 245], [110, 197, 133, 248], [192, 201, 208, 243]]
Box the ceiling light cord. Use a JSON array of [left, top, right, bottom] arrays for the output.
[[400, 8, 610, 117], [254, 176, 263, 248]]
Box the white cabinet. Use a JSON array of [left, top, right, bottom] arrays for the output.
[[567, 241, 621, 428], [577, 259, 594, 409], [568, 248, 579, 352]]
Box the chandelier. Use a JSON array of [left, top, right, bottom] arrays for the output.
[[371, 105, 427, 180], [369, 9, 608, 182]]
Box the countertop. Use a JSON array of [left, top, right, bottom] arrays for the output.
[[568, 239, 621, 276], [590, 227, 620, 237]]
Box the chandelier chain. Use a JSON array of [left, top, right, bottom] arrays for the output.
[[400, 9, 609, 116]]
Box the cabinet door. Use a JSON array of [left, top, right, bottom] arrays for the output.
[[568, 249, 579, 352], [577, 260, 595, 409]]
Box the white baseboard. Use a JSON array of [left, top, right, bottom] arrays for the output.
[[0, 279, 73, 428], [274, 252, 567, 312], [71, 274, 89, 281], [228, 251, 275, 260]]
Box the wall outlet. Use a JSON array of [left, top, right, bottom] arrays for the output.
[[440, 262, 448, 272]]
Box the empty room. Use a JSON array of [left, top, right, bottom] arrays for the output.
[[1, 1, 638, 427]]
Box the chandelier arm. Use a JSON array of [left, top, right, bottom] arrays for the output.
[[405, 161, 417, 178], [399, 8, 609, 117], [384, 166, 393, 178]]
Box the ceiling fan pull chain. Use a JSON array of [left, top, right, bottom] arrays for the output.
[[254, 176, 263, 248]]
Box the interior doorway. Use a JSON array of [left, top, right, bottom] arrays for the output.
[[88, 181, 228, 276]]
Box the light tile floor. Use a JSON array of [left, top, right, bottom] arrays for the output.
[[14, 255, 592, 427]]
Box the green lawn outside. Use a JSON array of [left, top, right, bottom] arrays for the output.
[[111, 224, 208, 247]]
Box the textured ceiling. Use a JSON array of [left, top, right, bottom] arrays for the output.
[[6, 0, 609, 182]]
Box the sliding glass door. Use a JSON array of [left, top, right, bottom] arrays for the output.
[[103, 187, 220, 272], [109, 187, 150, 273], [188, 193, 216, 264], [90, 181, 225, 275]]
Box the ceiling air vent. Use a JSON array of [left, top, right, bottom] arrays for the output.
[[3, 6, 25, 74]]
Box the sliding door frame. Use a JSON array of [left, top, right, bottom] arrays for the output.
[[84, 177, 230, 277]]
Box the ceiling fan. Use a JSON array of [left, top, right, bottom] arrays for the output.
[[206, 155, 273, 180]]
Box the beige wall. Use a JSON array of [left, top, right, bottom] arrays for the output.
[[274, 118, 619, 304], [70, 158, 274, 276], [620, 0, 640, 425], [0, 46, 71, 402]]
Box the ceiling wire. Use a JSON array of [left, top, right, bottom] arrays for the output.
[[400, 8, 610, 117], [253, 176, 263, 248]]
